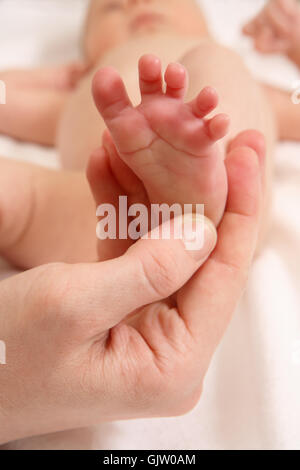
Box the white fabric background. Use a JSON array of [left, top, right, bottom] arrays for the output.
[[0, 0, 300, 450]]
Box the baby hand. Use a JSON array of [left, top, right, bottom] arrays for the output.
[[243, 0, 300, 55]]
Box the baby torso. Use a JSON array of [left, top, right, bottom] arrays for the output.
[[57, 34, 202, 170]]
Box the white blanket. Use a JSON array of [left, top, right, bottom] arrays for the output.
[[1, 0, 300, 450]]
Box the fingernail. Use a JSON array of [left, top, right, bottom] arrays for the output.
[[182, 214, 217, 261]]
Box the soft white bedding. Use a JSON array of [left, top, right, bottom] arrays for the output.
[[1, 0, 300, 450]]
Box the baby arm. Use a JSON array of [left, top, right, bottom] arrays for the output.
[[0, 150, 138, 268], [0, 63, 87, 146]]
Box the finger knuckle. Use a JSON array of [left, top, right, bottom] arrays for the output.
[[119, 329, 202, 417]]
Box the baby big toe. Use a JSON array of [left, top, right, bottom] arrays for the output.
[[92, 67, 133, 122], [164, 62, 188, 99], [206, 114, 230, 142], [189, 86, 219, 119], [139, 54, 163, 98]]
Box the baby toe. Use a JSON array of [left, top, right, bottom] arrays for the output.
[[206, 114, 230, 142], [189, 86, 219, 119], [92, 67, 133, 121], [164, 62, 188, 99], [139, 54, 163, 98]]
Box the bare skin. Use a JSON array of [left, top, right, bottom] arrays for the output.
[[243, 0, 300, 68], [0, 0, 287, 268], [243, 0, 300, 143], [0, 63, 87, 146], [0, 159, 97, 266], [0, 136, 265, 444], [92, 55, 230, 226], [263, 84, 300, 142], [57, 34, 207, 169]]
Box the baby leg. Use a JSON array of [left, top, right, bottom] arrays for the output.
[[0, 159, 97, 268], [263, 84, 300, 141], [178, 40, 277, 246]]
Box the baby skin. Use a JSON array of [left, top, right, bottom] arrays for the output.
[[0, 53, 263, 268], [244, 0, 300, 67], [93, 55, 230, 226], [244, 0, 300, 142], [0, 0, 286, 268]]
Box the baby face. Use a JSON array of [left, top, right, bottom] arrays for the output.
[[84, 0, 207, 64]]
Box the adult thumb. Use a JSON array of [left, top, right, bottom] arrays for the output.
[[68, 214, 217, 330]]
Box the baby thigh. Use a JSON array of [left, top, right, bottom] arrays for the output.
[[179, 40, 276, 244], [179, 40, 276, 149]]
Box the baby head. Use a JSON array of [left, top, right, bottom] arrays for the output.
[[83, 0, 208, 65]]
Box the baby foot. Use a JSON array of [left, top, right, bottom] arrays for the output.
[[92, 54, 230, 225], [243, 0, 300, 59]]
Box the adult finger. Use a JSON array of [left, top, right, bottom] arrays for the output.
[[177, 137, 264, 356], [65, 214, 217, 331]]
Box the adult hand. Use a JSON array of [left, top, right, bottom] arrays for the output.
[[0, 131, 265, 444]]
